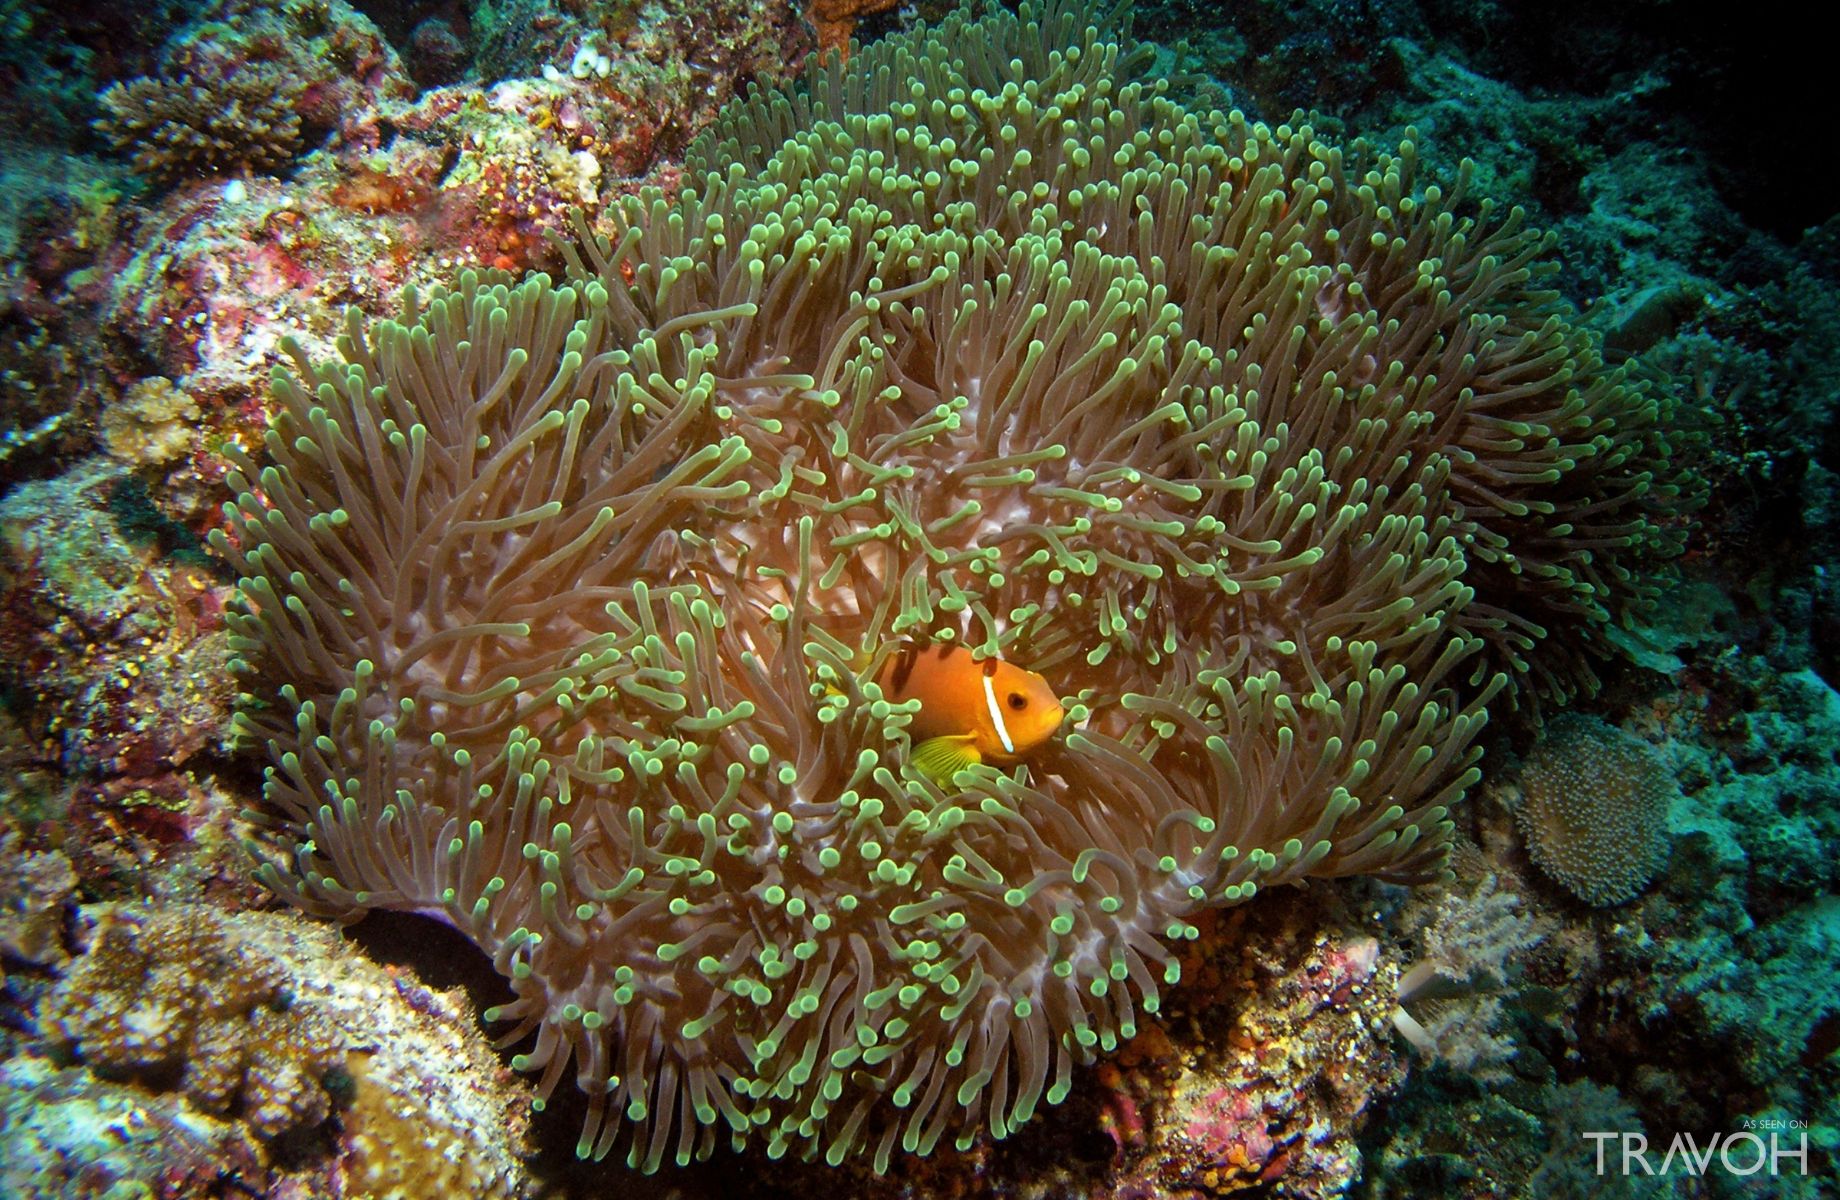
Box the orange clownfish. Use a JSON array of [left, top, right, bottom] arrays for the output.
[[875, 642, 1066, 786]]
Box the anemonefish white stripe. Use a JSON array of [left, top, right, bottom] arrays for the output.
[[981, 671, 1016, 755]]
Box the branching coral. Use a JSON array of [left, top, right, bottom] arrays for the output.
[[213, 0, 1690, 1172], [96, 65, 304, 184]]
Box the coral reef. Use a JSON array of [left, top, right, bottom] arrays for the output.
[[1357, 583, 1840, 1198], [0, 153, 126, 487], [215, 0, 1689, 1173], [1092, 906, 1402, 1198], [0, 459, 235, 781], [404, 15, 470, 90], [0, 829, 77, 971], [1364, 1076, 1691, 1200], [0, 0, 1833, 1196], [93, 0, 412, 188], [1516, 713, 1675, 906], [73, 0, 807, 509], [472, 0, 809, 100], [0, 1054, 269, 1200], [1646, 665, 1840, 1127]]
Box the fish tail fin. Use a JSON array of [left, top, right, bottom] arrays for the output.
[[910, 735, 982, 789]]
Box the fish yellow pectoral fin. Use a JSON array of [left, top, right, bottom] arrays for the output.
[[910, 735, 982, 788]]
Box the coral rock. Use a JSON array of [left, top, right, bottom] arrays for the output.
[[0, 831, 77, 970], [1087, 900, 1404, 1199], [19, 901, 534, 1195], [43, 903, 345, 1139], [0, 459, 235, 780], [0, 1055, 267, 1200]]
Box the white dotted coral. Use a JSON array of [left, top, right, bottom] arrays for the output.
[[1517, 714, 1675, 906]]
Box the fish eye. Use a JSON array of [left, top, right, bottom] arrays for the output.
[[1007, 692, 1028, 710]]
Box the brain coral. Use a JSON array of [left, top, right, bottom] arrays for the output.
[[1517, 713, 1674, 905], [213, 0, 1689, 1172]]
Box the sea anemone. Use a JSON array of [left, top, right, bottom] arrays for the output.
[[213, 0, 1690, 1172]]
